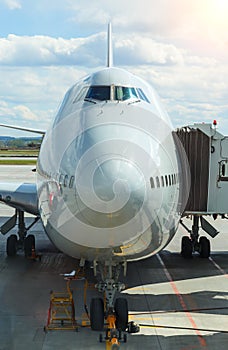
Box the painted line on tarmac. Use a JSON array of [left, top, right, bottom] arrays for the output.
[[156, 254, 207, 348], [209, 257, 228, 279]]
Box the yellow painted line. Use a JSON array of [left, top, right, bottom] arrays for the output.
[[129, 315, 160, 321]]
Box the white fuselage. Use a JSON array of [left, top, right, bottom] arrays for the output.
[[37, 67, 184, 262]]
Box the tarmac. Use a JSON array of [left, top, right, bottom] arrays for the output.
[[0, 165, 228, 350]]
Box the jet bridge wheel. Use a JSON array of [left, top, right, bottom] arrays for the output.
[[181, 236, 193, 259], [90, 298, 104, 331], [114, 297, 128, 331], [24, 234, 35, 257], [199, 236, 210, 258], [6, 234, 18, 256]]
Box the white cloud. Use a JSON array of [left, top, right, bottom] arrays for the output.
[[0, 33, 218, 69], [67, 0, 228, 60], [0, 34, 106, 67], [0, 66, 87, 134], [115, 36, 186, 66], [0, 0, 227, 135], [13, 105, 38, 121], [0, 101, 39, 132], [3, 0, 21, 10]]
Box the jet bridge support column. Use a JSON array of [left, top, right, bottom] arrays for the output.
[[181, 215, 211, 258]]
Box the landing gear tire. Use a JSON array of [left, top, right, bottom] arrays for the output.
[[111, 345, 120, 350], [90, 298, 104, 331], [199, 236, 210, 258], [114, 298, 128, 331], [7, 235, 17, 256], [123, 333, 127, 343], [181, 236, 193, 259], [24, 234, 35, 257]]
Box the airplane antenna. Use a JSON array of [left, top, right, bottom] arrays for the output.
[[107, 22, 113, 67]]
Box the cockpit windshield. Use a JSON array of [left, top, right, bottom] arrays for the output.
[[84, 85, 150, 103], [114, 86, 138, 101], [85, 86, 110, 101]]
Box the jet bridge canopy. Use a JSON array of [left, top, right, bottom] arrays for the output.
[[175, 123, 228, 215]]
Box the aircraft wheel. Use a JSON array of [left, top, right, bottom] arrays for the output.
[[181, 236, 193, 259], [7, 235, 17, 256], [111, 345, 120, 350], [115, 298, 128, 331], [199, 236, 210, 258], [90, 298, 104, 331], [24, 234, 35, 257], [123, 333, 127, 342]]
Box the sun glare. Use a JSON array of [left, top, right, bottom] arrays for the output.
[[217, 0, 228, 9], [199, 0, 228, 35], [208, 0, 228, 20]]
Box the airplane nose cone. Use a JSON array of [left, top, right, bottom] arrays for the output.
[[93, 158, 144, 205], [75, 157, 146, 228]]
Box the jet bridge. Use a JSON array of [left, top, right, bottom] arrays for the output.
[[176, 122, 228, 215], [174, 122, 228, 258]]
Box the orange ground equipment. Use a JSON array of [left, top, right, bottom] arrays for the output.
[[99, 312, 127, 349], [44, 270, 84, 332]]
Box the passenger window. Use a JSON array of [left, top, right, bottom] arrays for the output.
[[165, 175, 168, 186], [150, 177, 155, 188], [85, 86, 110, 101], [156, 176, 160, 188], [161, 176, 164, 187], [59, 174, 64, 185], [64, 175, 68, 187], [69, 176, 75, 188]]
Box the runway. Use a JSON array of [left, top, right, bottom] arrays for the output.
[[0, 166, 228, 350]]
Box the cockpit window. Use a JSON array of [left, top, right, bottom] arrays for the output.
[[137, 88, 150, 103], [85, 86, 110, 101], [114, 86, 138, 101], [84, 85, 150, 104], [73, 86, 88, 103]]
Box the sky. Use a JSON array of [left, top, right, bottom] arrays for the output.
[[0, 0, 228, 136]]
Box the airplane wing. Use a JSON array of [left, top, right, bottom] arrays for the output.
[[0, 182, 39, 215], [0, 124, 45, 135]]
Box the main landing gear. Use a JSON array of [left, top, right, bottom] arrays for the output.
[[1, 209, 40, 258], [90, 261, 139, 348], [181, 216, 211, 259]]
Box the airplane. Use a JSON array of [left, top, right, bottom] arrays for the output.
[[0, 24, 209, 333]]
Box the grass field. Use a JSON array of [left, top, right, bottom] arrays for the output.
[[0, 149, 38, 165], [0, 149, 39, 157], [0, 159, 37, 165]]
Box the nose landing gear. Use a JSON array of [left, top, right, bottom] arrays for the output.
[[90, 261, 139, 348]]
